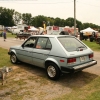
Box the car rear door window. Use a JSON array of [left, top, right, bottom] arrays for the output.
[[35, 37, 52, 50], [36, 37, 47, 49]]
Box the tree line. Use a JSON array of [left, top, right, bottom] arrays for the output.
[[0, 7, 100, 31]]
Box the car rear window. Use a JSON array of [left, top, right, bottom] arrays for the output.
[[58, 37, 87, 52]]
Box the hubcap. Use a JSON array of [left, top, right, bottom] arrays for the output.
[[11, 55, 16, 63], [47, 65, 56, 78]]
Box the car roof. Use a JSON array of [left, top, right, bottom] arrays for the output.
[[30, 35, 74, 38]]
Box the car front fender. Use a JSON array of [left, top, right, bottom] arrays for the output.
[[9, 49, 17, 55]]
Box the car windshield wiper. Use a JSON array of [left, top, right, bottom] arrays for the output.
[[77, 46, 85, 48], [76, 46, 85, 51]]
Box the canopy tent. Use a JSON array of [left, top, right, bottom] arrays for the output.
[[38, 27, 43, 30], [28, 27, 39, 31], [80, 27, 98, 33]]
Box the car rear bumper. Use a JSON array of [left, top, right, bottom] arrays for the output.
[[61, 60, 97, 73]]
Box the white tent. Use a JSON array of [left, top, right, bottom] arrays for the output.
[[28, 27, 39, 31], [80, 27, 98, 33]]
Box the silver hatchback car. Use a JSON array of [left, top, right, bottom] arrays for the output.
[[8, 35, 97, 80]]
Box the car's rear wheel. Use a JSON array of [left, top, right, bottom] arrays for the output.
[[10, 53, 18, 64], [46, 63, 61, 80]]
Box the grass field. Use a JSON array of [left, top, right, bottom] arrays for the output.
[[0, 47, 100, 100], [54, 76, 100, 100], [0, 31, 16, 38], [7, 32, 16, 38], [0, 47, 13, 67], [83, 40, 100, 51], [0, 35, 100, 100]]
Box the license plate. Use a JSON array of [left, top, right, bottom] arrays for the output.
[[80, 56, 85, 62]]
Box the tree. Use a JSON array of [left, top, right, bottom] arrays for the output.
[[60, 19, 65, 27], [13, 11, 22, 25], [22, 13, 32, 25], [31, 15, 47, 27], [46, 17, 54, 26], [54, 17, 61, 26], [75, 20, 83, 31], [0, 6, 100, 31], [65, 17, 74, 27], [0, 7, 15, 26]]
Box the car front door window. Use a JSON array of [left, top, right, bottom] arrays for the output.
[[24, 37, 37, 48]]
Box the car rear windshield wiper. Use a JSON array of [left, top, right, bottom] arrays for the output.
[[78, 46, 85, 48], [76, 46, 85, 51]]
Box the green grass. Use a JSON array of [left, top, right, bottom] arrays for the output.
[[7, 32, 16, 38], [0, 47, 13, 67], [83, 40, 100, 51], [0, 31, 16, 38], [0, 37, 100, 100], [53, 77, 100, 100]]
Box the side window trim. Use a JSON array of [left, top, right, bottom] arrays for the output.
[[45, 38, 52, 50]]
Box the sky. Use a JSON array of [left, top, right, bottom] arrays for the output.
[[0, 0, 100, 26]]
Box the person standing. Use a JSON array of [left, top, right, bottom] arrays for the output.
[[2, 29, 7, 41]]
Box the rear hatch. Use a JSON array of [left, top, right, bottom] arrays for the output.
[[58, 36, 94, 66]]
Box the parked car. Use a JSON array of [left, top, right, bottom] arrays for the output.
[[8, 35, 97, 80], [59, 31, 69, 35]]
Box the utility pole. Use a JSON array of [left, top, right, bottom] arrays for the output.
[[74, 0, 76, 35]]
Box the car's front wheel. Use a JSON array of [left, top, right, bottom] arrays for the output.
[[46, 63, 61, 80], [10, 53, 18, 64]]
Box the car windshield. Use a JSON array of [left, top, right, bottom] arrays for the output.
[[58, 37, 87, 52]]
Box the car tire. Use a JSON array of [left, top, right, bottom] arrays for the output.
[[46, 63, 61, 80], [10, 53, 18, 64]]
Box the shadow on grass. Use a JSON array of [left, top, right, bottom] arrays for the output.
[[12, 62, 98, 89]]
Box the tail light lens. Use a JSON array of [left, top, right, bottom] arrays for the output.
[[67, 58, 76, 64], [89, 53, 93, 59]]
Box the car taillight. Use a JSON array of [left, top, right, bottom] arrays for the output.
[[89, 53, 93, 59], [67, 58, 76, 64]]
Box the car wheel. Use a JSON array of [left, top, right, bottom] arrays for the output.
[[46, 63, 61, 80], [10, 53, 18, 64]]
